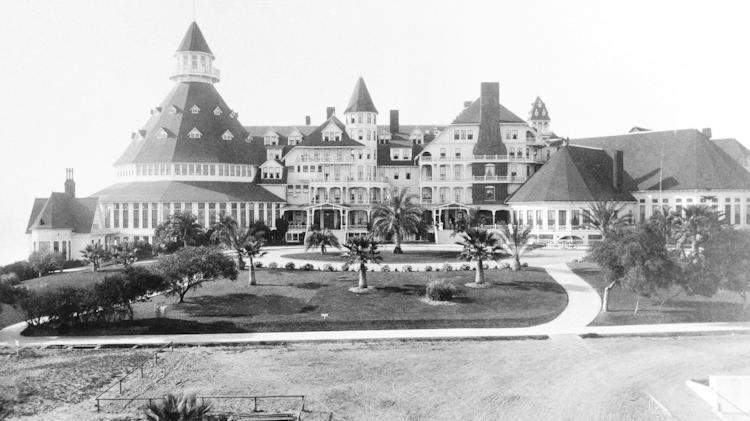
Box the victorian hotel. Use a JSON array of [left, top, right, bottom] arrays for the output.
[[26, 23, 750, 258]]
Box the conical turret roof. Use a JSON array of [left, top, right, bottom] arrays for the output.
[[177, 21, 213, 56], [344, 77, 378, 113]]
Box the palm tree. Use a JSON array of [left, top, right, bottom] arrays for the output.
[[671, 205, 722, 259], [80, 243, 109, 272], [342, 235, 382, 290], [371, 187, 426, 254], [239, 228, 266, 286], [498, 220, 534, 271], [305, 229, 340, 254], [456, 227, 504, 285], [581, 201, 631, 239], [144, 393, 211, 421], [155, 212, 205, 249], [211, 215, 250, 269]]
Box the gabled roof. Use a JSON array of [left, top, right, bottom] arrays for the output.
[[452, 98, 526, 125], [712, 138, 750, 158], [93, 181, 283, 203], [344, 77, 378, 114], [296, 116, 364, 147], [177, 22, 213, 56], [115, 82, 265, 166], [529, 96, 550, 121], [26, 193, 99, 234], [570, 129, 750, 191], [507, 146, 635, 203]]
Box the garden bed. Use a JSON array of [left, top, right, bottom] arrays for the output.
[[281, 250, 472, 264]]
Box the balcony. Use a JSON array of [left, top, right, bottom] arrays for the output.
[[419, 154, 546, 163], [296, 155, 354, 163], [307, 174, 389, 185], [472, 175, 527, 183]]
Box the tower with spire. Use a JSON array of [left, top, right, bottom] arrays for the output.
[[171, 21, 221, 84], [528, 96, 550, 136], [343, 77, 378, 146]]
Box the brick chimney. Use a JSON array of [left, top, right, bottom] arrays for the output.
[[326, 107, 335, 119], [390, 110, 400, 134], [64, 168, 76, 198], [305, 115, 311, 126], [479, 82, 501, 143], [702, 127, 712, 139], [607, 150, 624, 191]]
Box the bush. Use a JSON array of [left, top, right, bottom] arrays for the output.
[[321, 263, 335, 272], [284, 262, 296, 270], [521, 262, 529, 268], [301, 263, 314, 271], [28, 251, 65, 276], [381, 264, 390, 272], [483, 263, 489, 270], [434, 266, 441, 272], [267, 262, 278, 269], [424, 265, 433, 272], [459, 263, 472, 271], [500, 262, 510, 269], [0, 272, 20, 286], [426, 279, 456, 302], [441, 263, 453, 272], [1, 260, 36, 281], [61, 259, 86, 270], [402, 265, 413, 272], [340, 263, 350, 271], [134, 241, 154, 260], [254, 261, 264, 268]]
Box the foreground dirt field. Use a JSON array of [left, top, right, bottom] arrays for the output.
[[2, 334, 749, 420]]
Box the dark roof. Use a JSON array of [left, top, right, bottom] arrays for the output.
[[93, 181, 283, 203], [296, 116, 364, 148], [26, 193, 98, 234], [377, 141, 423, 166], [115, 82, 265, 166], [571, 129, 750, 191], [344, 77, 378, 113], [507, 146, 636, 203], [244, 126, 316, 137], [712, 138, 750, 158], [452, 98, 526, 125], [529, 96, 550, 121], [177, 22, 213, 56]]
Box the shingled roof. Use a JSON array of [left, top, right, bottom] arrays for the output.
[[452, 99, 526, 125], [570, 129, 750, 191], [712, 138, 750, 158], [507, 146, 635, 203], [93, 181, 283, 203], [177, 22, 213, 56], [344, 77, 378, 113], [115, 82, 265, 165], [26, 193, 98, 234], [295, 116, 364, 148]]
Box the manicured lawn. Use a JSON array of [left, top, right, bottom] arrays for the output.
[[24, 267, 567, 336], [570, 261, 750, 326], [282, 249, 470, 264]]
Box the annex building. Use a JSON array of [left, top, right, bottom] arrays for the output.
[[26, 22, 750, 258]]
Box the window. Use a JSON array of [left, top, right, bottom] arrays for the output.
[[188, 127, 202, 138], [222, 130, 234, 140], [393, 171, 399, 180], [439, 166, 447, 181], [571, 210, 580, 227], [422, 187, 432, 202], [734, 204, 741, 225], [558, 210, 567, 228], [406, 171, 411, 180], [484, 164, 495, 176], [358, 114, 363, 124], [440, 148, 446, 158], [536, 210, 542, 226], [213, 106, 222, 116], [455, 148, 461, 159], [190, 105, 200, 114], [455, 189, 462, 202], [453, 129, 474, 140], [484, 186, 495, 201], [123, 203, 129, 229], [547, 210, 555, 227], [454, 166, 462, 180], [156, 128, 168, 139], [133, 203, 140, 229], [114, 203, 120, 228]]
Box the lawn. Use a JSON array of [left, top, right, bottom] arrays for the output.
[[23, 267, 567, 336], [281, 249, 471, 264], [570, 261, 750, 326]]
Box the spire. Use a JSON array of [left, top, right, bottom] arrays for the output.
[[529, 96, 550, 121], [344, 77, 378, 113], [177, 21, 213, 56]]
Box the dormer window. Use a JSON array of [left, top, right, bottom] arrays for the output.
[[230, 111, 237, 118], [190, 105, 200, 114], [156, 128, 169, 139], [390, 148, 411, 161], [244, 134, 252, 143], [323, 131, 342, 142], [222, 130, 234, 140], [264, 135, 279, 146], [170, 105, 181, 114], [188, 127, 202, 139], [214, 106, 223, 116]]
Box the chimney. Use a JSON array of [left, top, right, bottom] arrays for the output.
[[607, 150, 624, 191], [390, 110, 400, 134], [326, 107, 335, 119], [702, 127, 712, 139], [64, 168, 76, 198], [479, 82, 501, 143], [305, 115, 311, 126], [463, 101, 472, 108]]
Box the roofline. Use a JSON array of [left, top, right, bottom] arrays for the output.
[[572, 127, 702, 142]]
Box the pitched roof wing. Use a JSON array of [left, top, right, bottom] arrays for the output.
[[296, 116, 364, 147], [26, 193, 98, 233], [93, 181, 284, 203]]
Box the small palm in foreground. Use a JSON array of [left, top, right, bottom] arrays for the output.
[[80, 243, 110, 272], [371, 188, 426, 254], [342, 235, 382, 290], [456, 227, 504, 285], [144, 393, 211, 421], [241, 230, 267, 286], [305, 229, 340, 254], [498, 221, 534, 271]]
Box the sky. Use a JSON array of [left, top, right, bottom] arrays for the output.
[[1, 0, 749, 265]]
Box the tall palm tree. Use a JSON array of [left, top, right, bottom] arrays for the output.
[[305, 229, 340, 254], [342, 235, 382, 290], [211, 215, 250, 269], [371, 187, 426, 254], [456, 227, 504, 285], [498, 220, 534, 271], [581, 201, 631, 239]]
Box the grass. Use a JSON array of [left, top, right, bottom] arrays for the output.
[[570, 261, 750, 326], [23, 267, 567, 336], [282, 249, 470, 264]]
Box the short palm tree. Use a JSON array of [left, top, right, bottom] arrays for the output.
[[211, 215, 248, 269], [240, 229, 266, 286], [80, 243, 110, 272], [156, 211, 205, 249], [581, 201, 631, 239], [305, 229, 340, 254], [371, 188, 426, 254], [498, 220, 534, 271], [144, 393, 211, 421], [456, 227, 504, 285], [342, 235, 382, 290]]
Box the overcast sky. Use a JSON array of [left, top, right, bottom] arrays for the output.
[[1, 0, 748, 264]]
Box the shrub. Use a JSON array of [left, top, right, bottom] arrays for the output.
[[500, 262, 510, 269], [394, 267, 399, 272], [402, 265, 413, 272], [1, 260, 36, 282], [267, 262, 278, 269], [254, 261, 264, 268], [284, 262, 296, 270], [483, 263, 489, 270], [28, 251, 64, 277], [522, 262, 529, 268], [426, 279, 456, 302], [340, 263, 350, 271], [381, 264, 390, 272], [321, 263, 335, 272], [459, 263, 472, 271], [301, 263, 314, 271], [134, 241, 154, 260], [424, 265, 433, 272], [0, 272, 20, 286], [61, 259, 86, 270], [441, 263, 453, 272], [434, 267, 441, 272], [95, 267, 167, 321]]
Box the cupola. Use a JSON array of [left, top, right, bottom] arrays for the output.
[[170, 22, 221, 84]]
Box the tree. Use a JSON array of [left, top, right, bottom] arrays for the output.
[[144, 393, 212, 421], [455, 227, 504, 285], [211, 215, 249, 269], [112, 242, 137, 267], [28, 251, 64, 277], [0, 280, 29, 316], [670, 205, 722, 259], [156, 247, 238, 303], [305, 229, 340, 254], [94, 267, 167, 320], [687, 227, 750, 308], [370, 188, 426, 254], [240, 229, 266, 286], [581, 201, 631, 239], [155, 212, 205, 250], [341, 235, 382, 290], [81, 243, 110, 272], [497, 220, 534, 271]]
